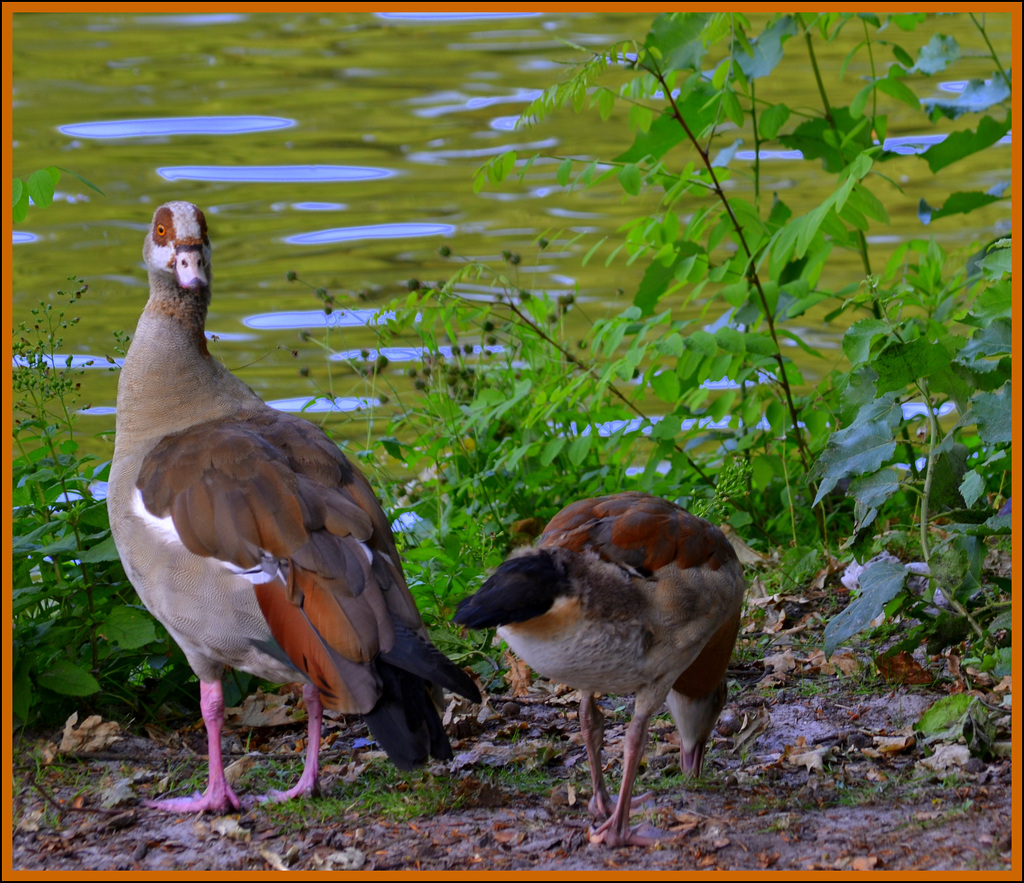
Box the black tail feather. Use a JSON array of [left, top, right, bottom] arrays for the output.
[[362, 660, 453, 770], [382, 622, 481, 704]]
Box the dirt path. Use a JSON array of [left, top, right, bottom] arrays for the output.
[[11, 653, 1013, 872]]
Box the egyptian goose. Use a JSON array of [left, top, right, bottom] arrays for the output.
[[107, 201, 480, 812], [453, 492, 745, 847]]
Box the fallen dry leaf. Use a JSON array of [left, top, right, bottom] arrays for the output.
[[211, 816, 251, 842], [259, 844, 300, 870], [807, 648, 861, 676], [731, 707, 772, 756], [312, 848, 365, 871], [223, 754, 257, 786], [224, 688, 303, 728], [876, 651, 932, 685], [784, 737, 831, 774], [918, 742, 971, 772], [60, 713, 123, 754], [504, 652, 533, 697]]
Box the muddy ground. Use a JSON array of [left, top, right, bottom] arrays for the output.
[[11, 634, 1014, 874]]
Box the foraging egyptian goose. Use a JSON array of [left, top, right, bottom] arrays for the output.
[[107, 201, 480, 812], [453, 492, 744, 847]]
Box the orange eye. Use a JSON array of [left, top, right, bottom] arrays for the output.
[[156, 225, 166, 236]]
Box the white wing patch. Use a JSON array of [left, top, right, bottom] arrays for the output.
[[225, 553, 291, 587], [132, 487, 290, 586], [132, 487, 183, 544]]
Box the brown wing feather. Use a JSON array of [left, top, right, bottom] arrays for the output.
[[539, 492, 735, 576], [136, 414, 419, 711]]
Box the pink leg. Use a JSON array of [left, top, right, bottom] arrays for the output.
[[581, 693, 614, 818], [582, 694, 654, 823], [264, 683, 323, 803], [589, 711, 665, 848], [146, 679, 243, 813]]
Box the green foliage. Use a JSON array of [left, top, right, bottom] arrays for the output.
[[12, 166, 104, 223], [386, 12, 1012, 670], [12, 282, 188, 726]]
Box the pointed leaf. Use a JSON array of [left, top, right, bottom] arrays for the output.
[[824, 560, 907, 658]]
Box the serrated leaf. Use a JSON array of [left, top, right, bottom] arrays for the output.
[[923, 78, 1010, 121], [960, 384, 1011, 443], [811, 396, 901, 505], [959, 469, 985, 509], [874, 337, 955, 394], [650, 369, 680, 403], [843, 319, 892, 364], [922, 114, 1010, 172], [824, 560, 907, 658], [956, 318, 1011, 364], [910, 34, 959, 75], [848, 467, 900, 510], [78, 534, 122, 563]]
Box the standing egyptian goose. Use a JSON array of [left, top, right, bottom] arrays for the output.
[[453, 492, 745, 847], [107, 201, 480, 812]]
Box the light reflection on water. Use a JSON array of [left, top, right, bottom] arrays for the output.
[[158, 166, 394, 183], [59, 116, 295, 139], [285, 223, 454, 245]]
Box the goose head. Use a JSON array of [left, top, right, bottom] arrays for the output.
[[143, 201, 212, 292]]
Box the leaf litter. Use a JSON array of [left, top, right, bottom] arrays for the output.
[[11, 586, 1013, 872]]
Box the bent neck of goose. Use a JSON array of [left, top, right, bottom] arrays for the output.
[[115, 274, 260, 442]]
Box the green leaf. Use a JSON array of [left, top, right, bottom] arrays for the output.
[[918, 187, 1007, 224], [956, 318, 1012, 364], [916, 693, 972, 736], [37, 660, 102, 697], [79, 534, 122, 563], [923, 78, 1010, 121], [556, 157, 573, 187], [100, 605, 159, 649], [540, 436, 566, 466], [873, 337, 955, 395], [645, 12, 712, 73], [848, 467, 900, 509], [733, 15, 797, 80], [960, 384, 1011, 443], [714, 326, 745, 354], [875, 75, 921, 111], [759, 103, 791, 140], [684, 329, 717, 357], [824, 560, 907, 658], [567, 432, 593, 466], [922, 114, 1011, 172], [616, 111, 686, 164], [55, 166, 105, 195], [811, 396, 902, 505], [27, 167, 59, 209], [650, 369, 680, 403], [959, 469, 986, 509], [909, 33, 959, 75], [618, 163, 642, 196]]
